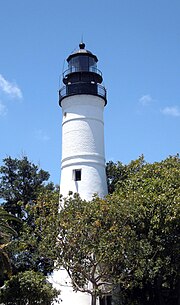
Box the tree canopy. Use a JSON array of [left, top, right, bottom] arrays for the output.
[[0, 154, 179, 305], [57, 155, 180, 305], [0, 156, 58, 276], [0, 156, 60, 303], [0, 207, 20, 285], [0, 270, 60, 305], [105, 155, 180, 305], [0, 156, 50, 217]]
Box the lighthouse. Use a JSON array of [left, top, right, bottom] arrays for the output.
[[51, 43, 108, 305], [59, 42, 108, 200]]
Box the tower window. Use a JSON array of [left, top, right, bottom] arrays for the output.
[[73, 169, 81, 181]]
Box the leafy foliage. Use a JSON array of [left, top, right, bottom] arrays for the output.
[[0, 207, 20, 285], [106, 155, 180, 305], [0, 270, 60, 305], [106, 155, 145, 194], [0, 156, 50, 218], [56, 194, 114, 305], [13, 189, 59, 275], [0, 156, 57, 276], [57, 155, 180, 305], [0, 156, 60, 303], [0, 154, 179, 305]]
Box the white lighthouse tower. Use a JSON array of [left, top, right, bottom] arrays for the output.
[[51, 43, 108, 305], [59, 42, 108, 201]]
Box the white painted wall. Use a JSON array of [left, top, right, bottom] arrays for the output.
[[49, 269, 92, 305], [60, 94, 108, 200], [51, 94, 107, 305]]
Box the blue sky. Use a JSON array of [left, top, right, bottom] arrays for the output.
[[0, 0, 179, 184]]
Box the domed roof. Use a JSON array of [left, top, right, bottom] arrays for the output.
[[67, 43, 98, 62]]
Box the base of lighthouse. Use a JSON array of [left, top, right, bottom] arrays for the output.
[[50, 269, 100, 305]]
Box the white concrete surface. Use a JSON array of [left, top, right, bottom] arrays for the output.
[[52, 94, 107, 305], [60, 94, 108, 201]]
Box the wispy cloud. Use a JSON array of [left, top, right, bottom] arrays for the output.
[[0, 100, 8, 116], [35, 129, 50, 142], [161, 106, 180, 117], [139, 94, 154, 106], [0, 74, 23, 99]]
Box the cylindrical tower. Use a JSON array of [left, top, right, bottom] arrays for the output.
[[59, 42, 108, 200], [51, 43, 108, 305]]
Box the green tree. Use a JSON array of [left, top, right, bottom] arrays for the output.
[[2, 155, 178, 305], [56, 156, 180, 305], [0, 270, 60, 305], [56, 193, 126, 305], [106, 155, 145, 194], [0, 156, 50, 218], [14, 188, 59, 275], [0, 156, 60, 303], [0, 156, 57, 276], [106, 155, 180, 305], [0, 207, 20, 285]]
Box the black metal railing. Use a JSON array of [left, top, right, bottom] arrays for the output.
[[59, 83, 107, 105], [63, 66, 102, 79]]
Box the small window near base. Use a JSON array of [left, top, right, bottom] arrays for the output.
[[73, 169, 81, 181]]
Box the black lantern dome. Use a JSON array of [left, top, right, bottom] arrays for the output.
[[59, 43, 107, 106]]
